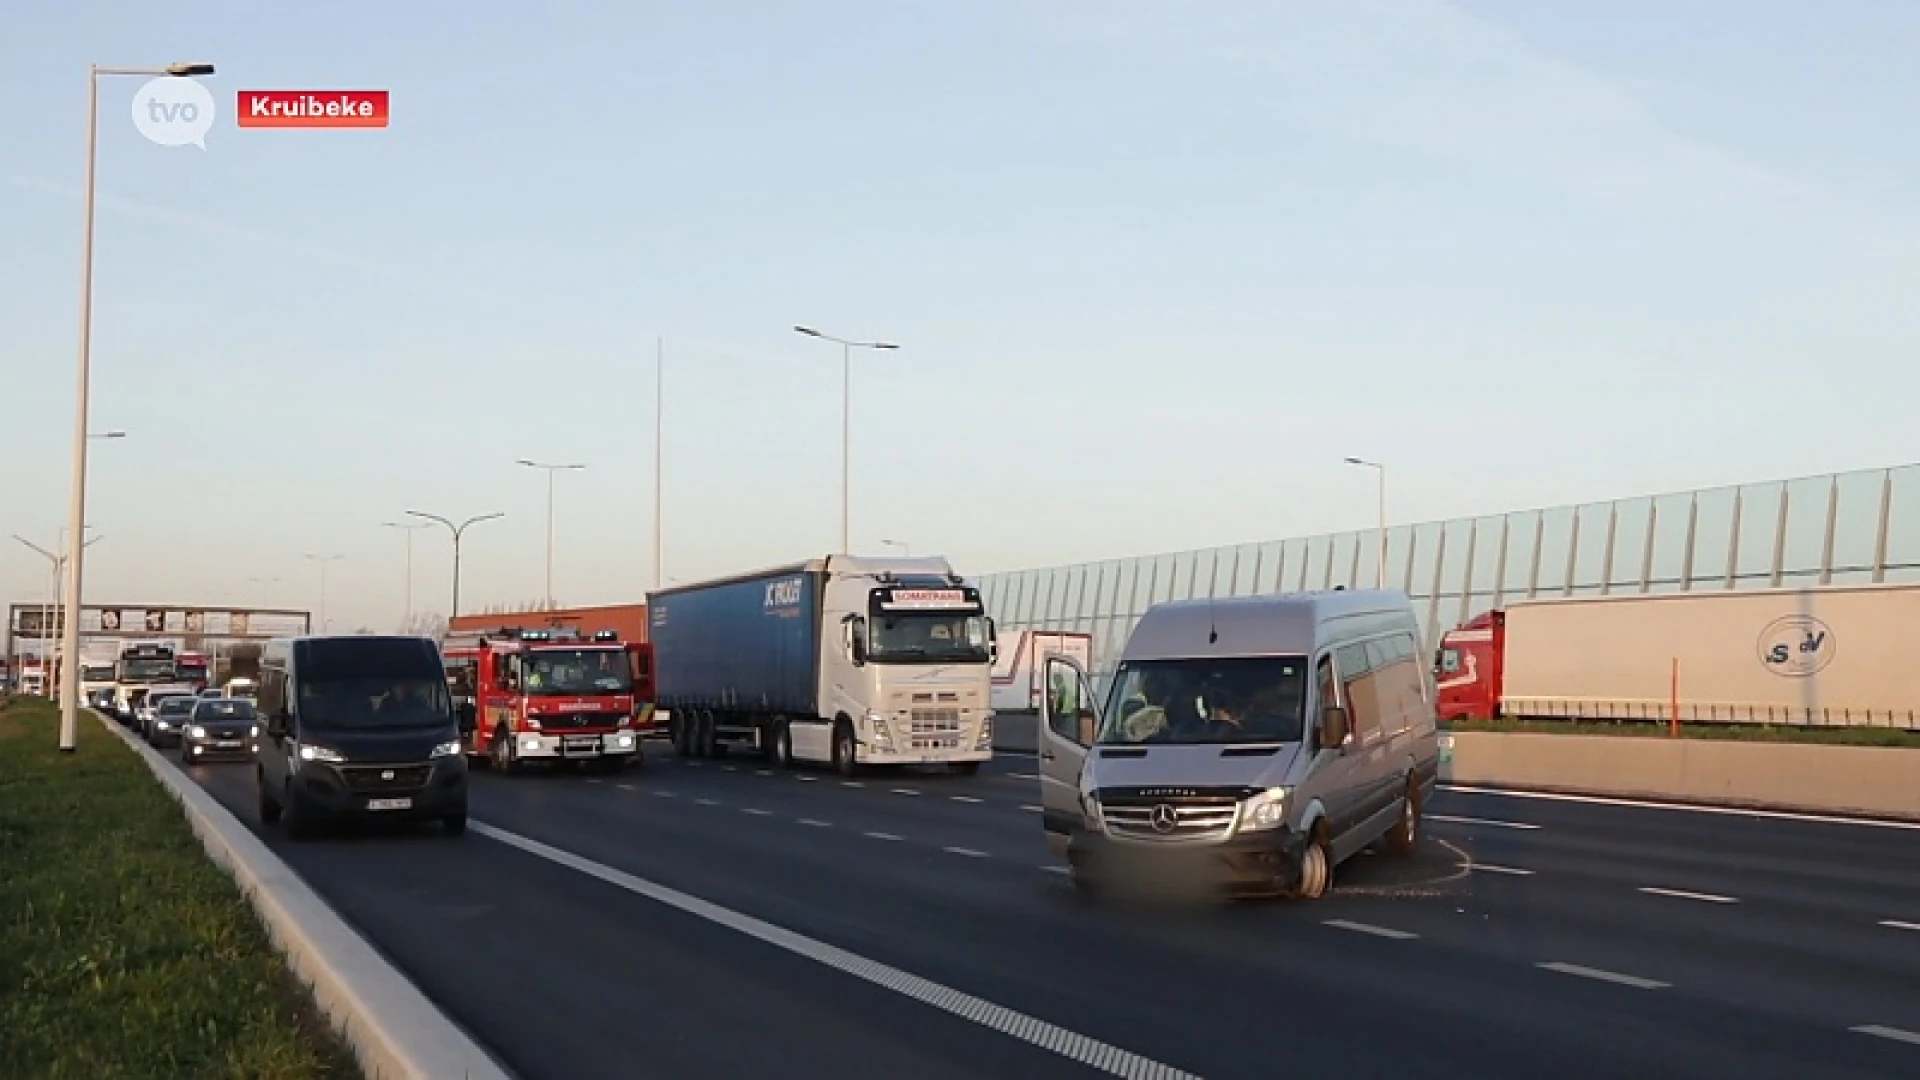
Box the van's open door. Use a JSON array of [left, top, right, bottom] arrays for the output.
[[1037, 655, 1100, 857]]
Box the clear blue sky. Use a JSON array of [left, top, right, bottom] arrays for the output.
[[3, 0, 1917, 633]]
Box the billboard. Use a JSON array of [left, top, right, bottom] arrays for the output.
[[7, 605, 310, 639]]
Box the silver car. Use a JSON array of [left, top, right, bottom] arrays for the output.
[[1039, 589, 1441, 901]]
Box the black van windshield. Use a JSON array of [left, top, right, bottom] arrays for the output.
[[296, 638, 451, 729], [1096, 657, 1308, 745]]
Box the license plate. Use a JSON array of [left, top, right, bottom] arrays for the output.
[[564, 738, 598, 751], [366, 797, 412, 811], [216, 740, 243, 749]]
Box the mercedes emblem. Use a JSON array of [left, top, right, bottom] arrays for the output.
[[1149, 803, 1179, 834]]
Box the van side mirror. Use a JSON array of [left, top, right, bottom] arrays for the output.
[[267, 708, 290, 737], [1319, 705, 1351, 751]]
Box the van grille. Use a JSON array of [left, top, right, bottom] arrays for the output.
[[1097, 788, 1247, 843], [339, 764, 431, 792]]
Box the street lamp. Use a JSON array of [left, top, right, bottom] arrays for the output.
[[1343, 457, 1388, 589], [793, 325, 899, 555], [60, 59, 215, 753], [303, 554, 344, 632], [516, 459, 585, 609], [247, 575, 280, 605], [16, 530, 101, 698], [381, 521, 431, 627], [653, 338, 665, 591], [406, 510, 505, 619], [881, 539, 911, 556]]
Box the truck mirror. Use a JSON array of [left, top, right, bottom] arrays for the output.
[[848, 617, 868, 666]]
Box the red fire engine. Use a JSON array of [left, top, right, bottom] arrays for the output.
[[176, 651, 211, 691], [439, 627, 656, 773]]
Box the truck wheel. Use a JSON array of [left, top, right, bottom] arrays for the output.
[[284, 786, 318, 842], [1382, 777, 1421, 856], [832, 721, 858, 777], [490, 726, 521, 775], [772, 721, 794, 770], [670, 713, 691, 757]]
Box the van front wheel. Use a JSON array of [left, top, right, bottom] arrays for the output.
[[1383, 778, 1421, 856], [1291, 834, 1332, 900]]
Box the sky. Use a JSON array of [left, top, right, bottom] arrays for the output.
[[2, 0, 1918, 635]]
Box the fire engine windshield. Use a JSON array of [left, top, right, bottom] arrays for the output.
[[524, 648, 632, 695]]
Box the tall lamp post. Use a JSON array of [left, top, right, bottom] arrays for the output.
[[407, 510, 505, 619], [304, 554, 344, 632], [15, 530, 101, 698], [516, 460, 585, 609], [793, 325, 899, 555], [59, 59, 215, 753], [1343, 456, 1388, 589], [381, 520, 431, 627]]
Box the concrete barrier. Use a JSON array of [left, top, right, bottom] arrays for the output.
[[96, 711, 515, 1080], [1441, 729, 1920, 822]]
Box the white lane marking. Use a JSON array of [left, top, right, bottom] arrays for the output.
[[695, 798, 719, 807], [721, 765, 738, 772], [1008, 772, 1039, 780], [1638, 886, 1739, 905], [1879, 920, 1920, 932], [1853, 1024, 1920, 1046], [1041, 865, 1071, 875], [1460, 862, 1534, 876], [1018, 804, 1042, 813], [1440, 784, 1920, 832], [684, 762, 703, 768], [890, 788, 922, 797], [1324, 919, 1418, 940], [756, 770, 773, 777], [797, 818, 832, 828], [797, 775, 817, 782], [585, 778, 604, 785], [1536, 962, 1668, 990], [1427, 813, 1541, 831], [864, 831, 903, 841], [470, 822, 1199, 1079], [617, 784, 639, 792], [742, 808, 773, 817], [950, 795, 983, 804], [944, 846, 990, 858], [841, 781, 865, 789], [652, 790, 678, 798]]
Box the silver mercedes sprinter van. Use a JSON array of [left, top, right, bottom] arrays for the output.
[[1037, 589, 1439, 900]]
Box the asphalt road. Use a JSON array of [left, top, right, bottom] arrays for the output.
[[179, 746, 1920, 1080]]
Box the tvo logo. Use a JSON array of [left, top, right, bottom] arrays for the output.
[[764, 578, 802, 609], [131, 77, 215, 149], [1757, 615, 1834, 678]]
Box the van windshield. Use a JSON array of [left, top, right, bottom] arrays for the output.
[[1097, 657, 1308, 745], [295, 638, 451, 729]]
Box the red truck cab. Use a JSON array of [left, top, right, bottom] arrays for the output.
[[176, 652, 211, 691], [440, 627, 647, 773], [1435, 610, 1505, 722]]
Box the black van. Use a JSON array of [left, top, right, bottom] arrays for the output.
[[255, 635, 474, 839]]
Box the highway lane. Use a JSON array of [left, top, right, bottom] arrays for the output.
[[180, 750, 1920, 1079]]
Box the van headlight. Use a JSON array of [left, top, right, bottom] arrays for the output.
[[1240, 787, 1291, 832], [298, 744, 346, 764], [429, 740, 462, 759]]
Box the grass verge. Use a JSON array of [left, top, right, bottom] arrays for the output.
[[0, 697, 362, 1080], [1443, 716, 1920, 749]]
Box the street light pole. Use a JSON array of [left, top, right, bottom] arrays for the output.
[[407, 510, 505, 619], [1343, 457, 1388, 589], [794, 325, 899, 555], [654, 337, 664, 591], [60, 60, 214, 753], [304, 554, 344, 632], [15, 531, 99, 699], [516, 460, 585, 608], [381, 521, 430, 627]]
